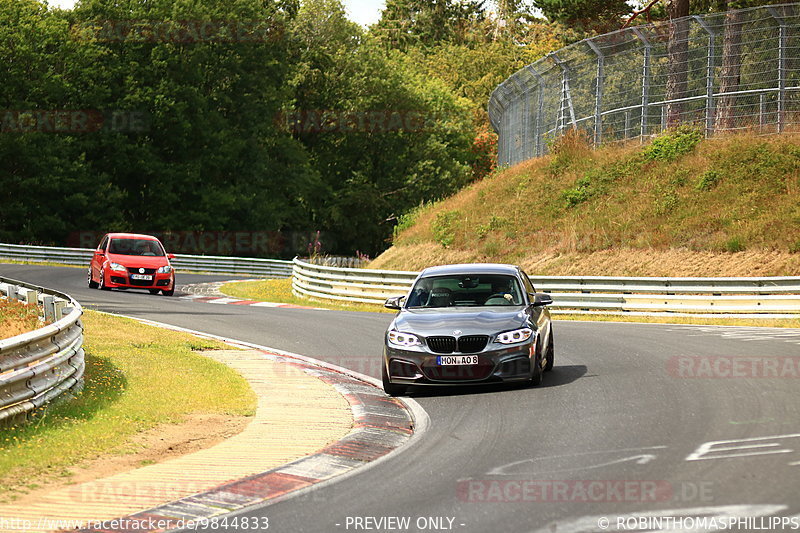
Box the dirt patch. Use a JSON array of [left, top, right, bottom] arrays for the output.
[[370, 243, 800, 277], [0, 412, 249, 505]]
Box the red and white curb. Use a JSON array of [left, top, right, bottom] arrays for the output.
[[74, 317, 428, 533], [178, 281, 328, 311]]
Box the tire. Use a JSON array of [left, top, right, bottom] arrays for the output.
[[527, 341, 543, 387], [87, 269, 98, 289], [161, 275, 175, 296], [149, 289, 160, 295], [382, 363, 407, 397], [99, 268, 111, 291], [544, 327, 555, 372]]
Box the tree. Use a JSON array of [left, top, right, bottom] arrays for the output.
[[374, 0, 486, 49], [531, 0, 631, 31], [665, 0, 690, 128]]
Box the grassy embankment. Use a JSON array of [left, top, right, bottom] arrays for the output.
[[0, 311, 256, 502], [373, 129, 800, 276]]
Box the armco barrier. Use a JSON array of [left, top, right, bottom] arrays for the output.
[[291, 258, 800, 317], [0, 277, 84, 424], [0, 243, 292, 278]]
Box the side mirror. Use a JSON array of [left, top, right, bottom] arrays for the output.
[[167, 253, 175, 260], [532, 293, 553, 307], [384, 296, 404, 310]]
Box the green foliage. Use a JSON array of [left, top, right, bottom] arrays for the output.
[[724, 236, 746, 253], [476, 215, 508, 238], [532, 0, 631, 30], [394, 203, 428, 241], [432, 210, 461, 247], [790, 240, 800, 254], [374, 0, 486, 49], [642, 127, 703, 163], [696, 170, 721, 191], [562, 176, 593, 207]]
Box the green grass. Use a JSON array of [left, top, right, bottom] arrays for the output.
[[0, 310, 256, 501], [220, 278, 394, 314]]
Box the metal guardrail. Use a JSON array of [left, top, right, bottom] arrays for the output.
[[489, 4, 800, 165], [0, 243, 293, 278], [291, 258, 800, 317], [0, 277, 85, 424]]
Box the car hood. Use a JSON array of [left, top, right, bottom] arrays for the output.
[[106, 253, 170, 268], [392, 307, 528, 337]]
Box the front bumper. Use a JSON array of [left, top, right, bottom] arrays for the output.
[[106, 272, 174, 290], [383, 341, 536, 386]]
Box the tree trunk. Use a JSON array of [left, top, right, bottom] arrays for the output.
[[666, 0, 690, 129], [716, 4, 744, 131]]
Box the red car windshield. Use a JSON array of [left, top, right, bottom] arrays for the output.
[[108, 238, 165, 257]]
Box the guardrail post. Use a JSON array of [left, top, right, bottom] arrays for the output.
[[42, 295, 55, 322], [54, 300, 66, 321], [632, 28, 651, 141], [693, 15, 716, 137], [586, 39, 605, 146], [768, 7, 787, 133]]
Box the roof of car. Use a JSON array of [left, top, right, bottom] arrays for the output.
[[106, 233, 161, 240], [419, 263, 521, 277]]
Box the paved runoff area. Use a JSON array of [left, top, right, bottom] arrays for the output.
[[0, 349, 415, 533]]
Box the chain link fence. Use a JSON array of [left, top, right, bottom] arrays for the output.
[[489, 3, 800, 166]]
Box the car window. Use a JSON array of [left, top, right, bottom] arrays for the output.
[[108, 238, 165, 256], [406, 274, 523, 308], [98, 235, 109, 251], [521, 271, 535, 294]]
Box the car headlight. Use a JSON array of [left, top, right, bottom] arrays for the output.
[[157, 265, 172, 273], [109, 262, 126, 272], [496, 327, 533, 344], [387, 330, 422, 348]]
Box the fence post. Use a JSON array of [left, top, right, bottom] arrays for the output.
[[632, 28, 651, 141], [768, 7, 787, 133], [552, 53, 576, 135], [586, 39, 605, 146], [526, 65, 546, 157], [693, 15, 716, 138]]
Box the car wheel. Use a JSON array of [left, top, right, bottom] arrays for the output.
[[382, 363, 407, 397], [162, 288, 174, 296], [87, 269, 98, 289], [544, 328, 555, 372], [99, 268, 111, 291], [149, 289, 160, 295]]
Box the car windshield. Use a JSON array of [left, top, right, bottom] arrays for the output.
[[108, 238, 165, 257], [406, 274, 524, 308]]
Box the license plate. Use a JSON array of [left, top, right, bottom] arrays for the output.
[[130, 274, 152, 280], [437, 355, 479, 365]]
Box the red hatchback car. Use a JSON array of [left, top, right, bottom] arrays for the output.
[[87, 233, 176, 295]]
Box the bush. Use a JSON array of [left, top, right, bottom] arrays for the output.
[[562, 176, 593, 207], [724, 236, 745, 253], [696, 170, 721, 191], [643, 127, 703, 162], [432, 210, 461, 247]]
